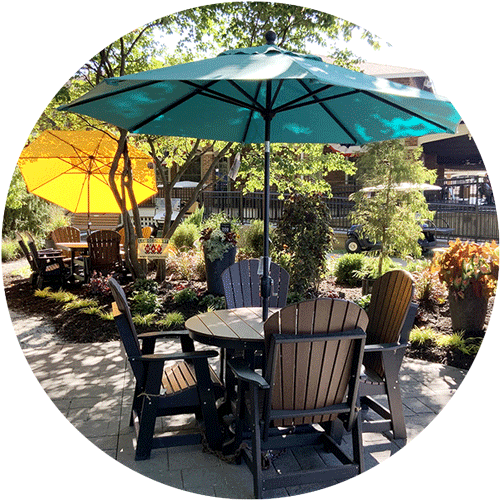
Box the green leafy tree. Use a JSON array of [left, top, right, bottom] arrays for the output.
[[350, 140, 436, 275]]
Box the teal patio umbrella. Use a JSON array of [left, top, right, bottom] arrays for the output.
[[60, 31, 461, 319]]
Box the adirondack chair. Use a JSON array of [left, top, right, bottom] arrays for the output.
[[360, 269, 417, 440], [16, 233, 67, 288], [108, 277, 225, 460], [50, 226, 81, 258], [221, 259, 290, 309], [118, 226, 152, 245], [84, 230, 123, 280], [229, 298, 368, 498]]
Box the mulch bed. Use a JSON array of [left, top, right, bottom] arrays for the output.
[[4, 268, 493, 370]]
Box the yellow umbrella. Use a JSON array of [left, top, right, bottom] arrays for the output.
[[18, 130, 157, 217]]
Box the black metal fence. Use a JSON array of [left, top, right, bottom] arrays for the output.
[[199, 180, 498, 242]]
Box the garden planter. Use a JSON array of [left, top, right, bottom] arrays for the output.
[[448, 287, 489, 333], [204, 246, 236, 296]]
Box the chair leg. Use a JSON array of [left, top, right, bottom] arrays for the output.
[[382, 351, 407, 440], [351, 411, 365, 474], [250, 385, 263, 499]]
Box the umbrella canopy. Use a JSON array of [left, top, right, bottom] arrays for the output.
[[59, 32, 461, 318], [18, 130, 157, 215]]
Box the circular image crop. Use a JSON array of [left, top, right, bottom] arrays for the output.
[[2, 2, 499, 499]]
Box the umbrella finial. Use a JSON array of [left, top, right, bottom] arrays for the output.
[[265, 31, 277, 45]]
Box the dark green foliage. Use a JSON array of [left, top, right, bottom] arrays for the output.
[[274, 194, 334, 295], [199, 294, 226, 311], [132, 278, 159, 294], [239, 220, 267, 258], [333, 253, 366, 286], [129, 290, 161, 315], [172, 287, 199, 306]]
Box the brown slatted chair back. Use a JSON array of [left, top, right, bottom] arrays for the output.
[[51, 226, 81, 258], [142, 226, 152, 238], [87, 230, 122, 274], [263, 298, 368, 427], [16, 232, 38, 273], [222, 259, 290, 309], [364, 269, 414, 379]]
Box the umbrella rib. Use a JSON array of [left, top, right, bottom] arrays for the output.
[[129, 80, 219, 132], [296, 81, 358, 144], [182, 81, 263, 112], [272, 84, 346, 113], [227, 81, 266, 113], [60, 80, 161, 110], [242, 82, 263, 143], [270, 80, 284, 108], [359, 90, 451, 132], [274, 88, 359, 114]]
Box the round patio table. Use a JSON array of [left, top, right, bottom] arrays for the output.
[[185, 307, 279, 351]]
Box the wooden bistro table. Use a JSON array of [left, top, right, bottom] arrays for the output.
[[186, 307, 279, 408], [55, 241, 88, 281]]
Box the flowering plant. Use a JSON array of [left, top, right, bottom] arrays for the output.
[[432, 239, 499, 299], [200, 227, 237, 262]]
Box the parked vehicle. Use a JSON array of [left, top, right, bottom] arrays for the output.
[[345, 219, 453, 254]]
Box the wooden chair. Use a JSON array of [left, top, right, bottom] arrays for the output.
[[222, 259, 290, 309], [119, 226, 152, 245], [229, 298, 368, 498], [108, 277, 225, 460], [16, 232, 67, 289], [84, 230, 123, 279], [50, 226, 82, 265], [360, 269, 417, 440]]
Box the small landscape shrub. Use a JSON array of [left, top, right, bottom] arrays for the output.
[[2, 239, 21, 261], [132, 278, 159, 294], [170, 222, 200, 251], [238, 220, 267, 258], [129, 290, 161, 315], [34, 288, 78, 303], [83, 272, 112, 297], [63, 298, 99, 310], [199, 294, 226, 311], [333, 253, 366, 286], [184, 205, 205, 228], [355, 294, 371, 310], [410, 327, 437, 345], [274, 193, 334, 295], [156, 311, 185, 329], [435, 332, 482, 355], [132, 313, 157, 326], [413, 264, 448, 307], [166, 249, 205, 281], [172, 287, 199, 306]]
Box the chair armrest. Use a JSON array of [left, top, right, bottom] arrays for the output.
[[137, 329, 190, 340], [228, 358, 270, 389], [364, 342, 407, 352], [136, 350, 219, 363]]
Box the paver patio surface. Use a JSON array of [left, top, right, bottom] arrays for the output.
[[19, 338, 467, 498]]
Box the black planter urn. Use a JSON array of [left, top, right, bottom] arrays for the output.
[[204, 246, 236, 296]]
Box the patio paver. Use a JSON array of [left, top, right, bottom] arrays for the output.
[[18, 339, 467, 498]]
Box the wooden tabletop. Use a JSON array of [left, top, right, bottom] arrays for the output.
[[55, 241, 88, 250], [186, 307, 279, 349]]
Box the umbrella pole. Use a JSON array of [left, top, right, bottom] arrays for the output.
[[261, 91, 272, 321]]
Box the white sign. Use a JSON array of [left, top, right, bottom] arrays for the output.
[[138, 238, 171, 259]]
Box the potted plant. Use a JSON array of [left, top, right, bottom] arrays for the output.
[[200, 226, 237, 295], [433, 239, 498, 333]]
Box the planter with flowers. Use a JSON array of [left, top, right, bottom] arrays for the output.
[[200, 226, 237, 295], [433, 239, 498, 333]]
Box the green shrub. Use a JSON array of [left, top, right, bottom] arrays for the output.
[[274, 194, 334, 295], [2, 238, 21, 261], [157, 311, 185, 328], [129, 290, 161, 315], [184, 205, 205, 228], [239, 220, 267, 258], [354, 255, 401, 281], [170, 223, 200, 251], [166, 248, 205, 281], [132, 313, 157, 326], [199, 294, 226, 311], [355, 294, 371, 310], [333, 253, 366, 286], [409, 327, 437, 345], [172, 287, 199, 306], [132, 278, 159, 294]]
